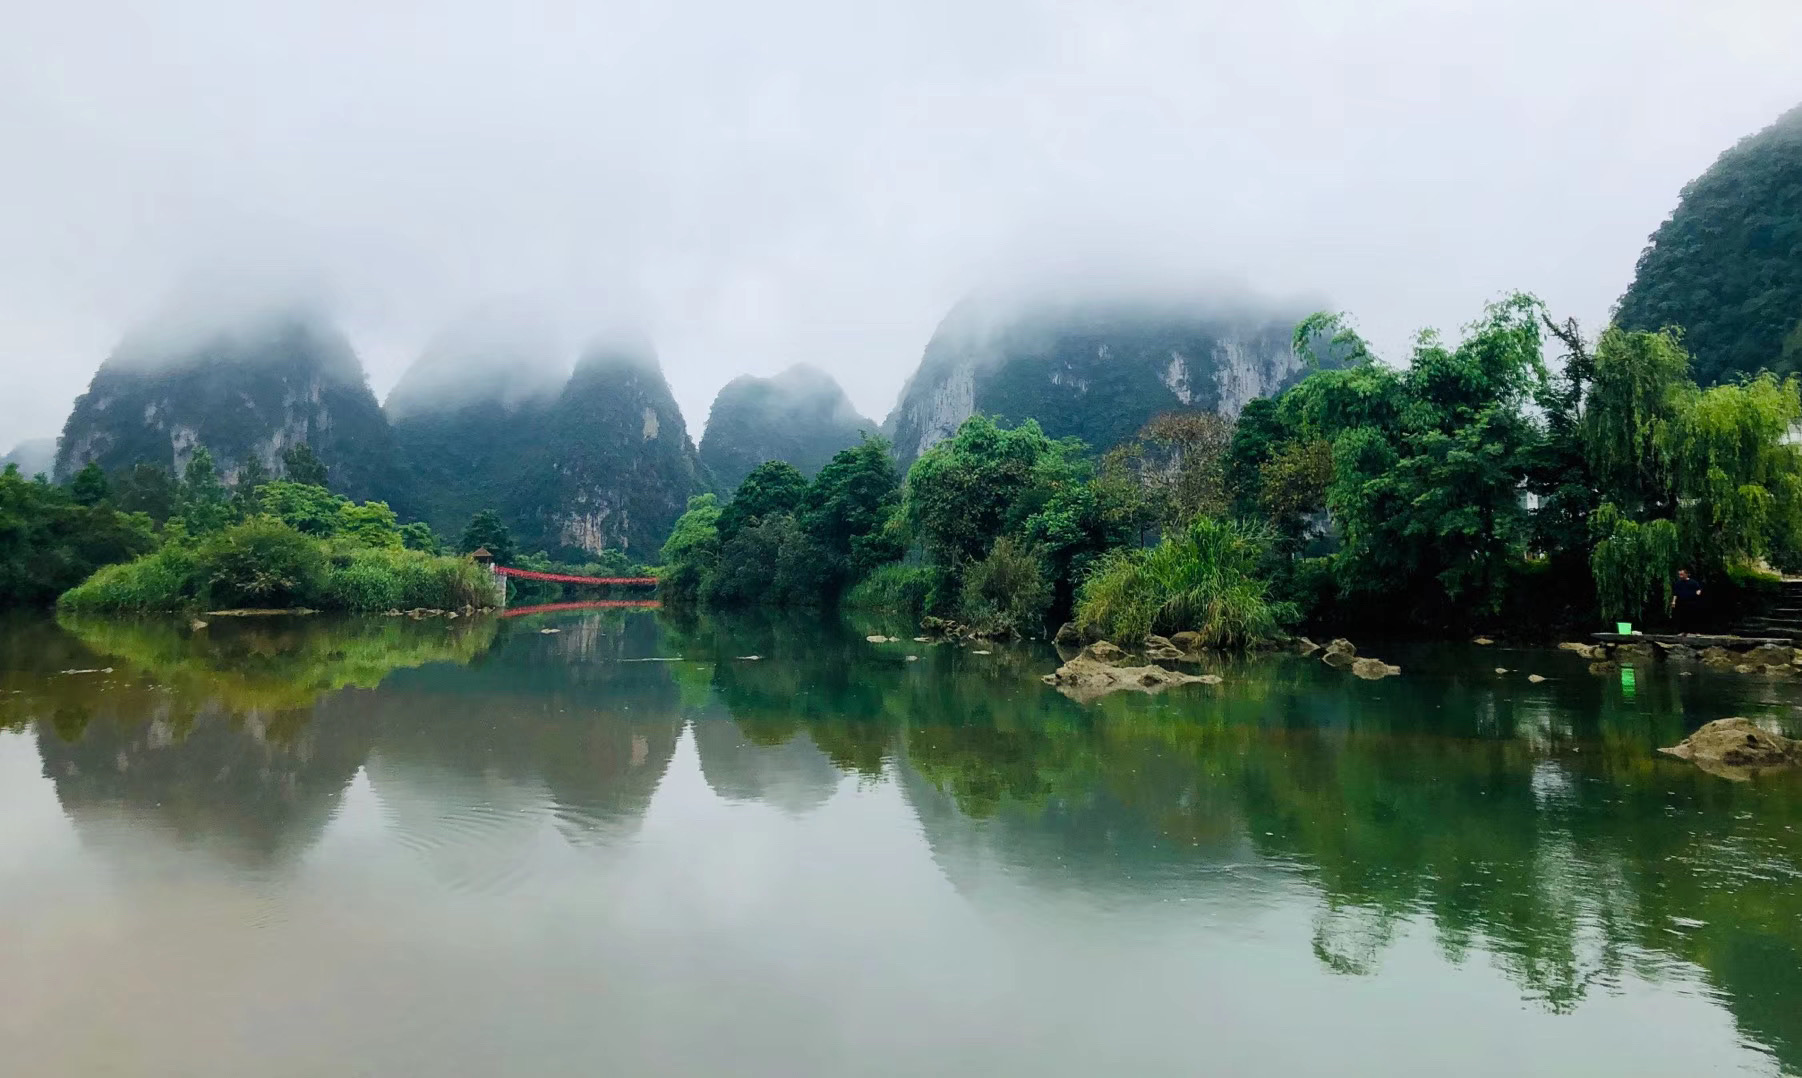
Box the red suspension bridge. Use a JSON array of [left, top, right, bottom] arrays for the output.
[[492, 566, 658, 588]]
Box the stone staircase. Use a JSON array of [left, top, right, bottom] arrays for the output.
[[1734, 579, 1802, 641]]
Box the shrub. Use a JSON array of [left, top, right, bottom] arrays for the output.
[[59, 544, 202, 613], [199, 517, 328, 609], [957, 537, 1051, 637], [843, 563, 937, 618], [58, 518, 495, 613], [1074, 516, 1294, 648]]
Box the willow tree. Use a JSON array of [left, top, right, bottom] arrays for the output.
[[1661, 373, 1802, 567], [1583, 327, 1802, 616]]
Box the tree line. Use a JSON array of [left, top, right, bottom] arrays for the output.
[[663, 292, 1802, 642]]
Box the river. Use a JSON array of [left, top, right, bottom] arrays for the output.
[[1, 608, 1799, 1076]]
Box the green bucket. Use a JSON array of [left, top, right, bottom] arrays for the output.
[[1616, 621, 1633, 635]]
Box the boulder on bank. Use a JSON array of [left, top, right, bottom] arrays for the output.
[[1054, 622, 1082, 646], [1292, 636, 1321, 656], [1042, 643, 1220, 702], [1171, 631, 1203, 653], [1659, 717, 1800, 779], [1701, 646, 1738, 669]]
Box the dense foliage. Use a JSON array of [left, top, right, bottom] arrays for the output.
[[44, 436, 497, 614], [660, 439, 902, 609], [0, 465, 157, 606], [1616, 104, 1802, 385]]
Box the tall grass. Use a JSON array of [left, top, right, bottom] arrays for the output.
[[59, 516, 497, 613], [843, 562, 938, 618], [1074, 517, 1295, 648]]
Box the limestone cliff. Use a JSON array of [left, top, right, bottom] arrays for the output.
[[53, 316, 406, 505], [884, 296, 1312, 464]]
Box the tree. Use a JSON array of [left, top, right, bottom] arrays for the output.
[[338, 500, 404, 549], [178, 448, 235, 535], [718, 460, 809, 542], [399, 521, 442, 555], [904, 416, 1078, 567], [798, 437, 903, 579], [112, 461, 179, 524], [659, 494, 722, 606], [233, 455, 271, 516], [706, 513, 831, 608], [0, 465, 156, 605], [282, 444, 330, 488], [459, 508, 515, 565], [257, 480, 346, 537], [69, 461, 110, 507], [1108, 412, 1234, 530]]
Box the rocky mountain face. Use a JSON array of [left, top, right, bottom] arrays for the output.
[[2, 437, 56, 478], [389, 340, 705, 559], [54, 317, 406, 505], [883, 297, 1311, 464], [697, 365, 875, 492]]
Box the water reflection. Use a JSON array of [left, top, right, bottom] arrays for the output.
[[3, 611, 1800, 1074]]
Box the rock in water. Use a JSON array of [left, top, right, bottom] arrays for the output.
[[1528, 674, 1547, 683], [1042, 651, 1219, 702], [1745, 643, 1793, 667], [697, 365, 875, 493], [1054, 622, 1082, 646], [56, 314, 406, 505], [1083, 641, 1127, 663], [1472, 636, 1495, 645], [1291, 635, 1321, 656], [884, 293, 1319, 465], [1321, 638, 1357, 669], [1351, 657, 1401, 679], [1659, 717, 1800, 779]]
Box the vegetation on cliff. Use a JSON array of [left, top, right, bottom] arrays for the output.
[[698, 365, 874, 493], [54, 315, 408, 506], [1616, 104, 1802, 385]]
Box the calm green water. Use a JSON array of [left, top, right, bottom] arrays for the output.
[[3, 609, 1800, 1077]]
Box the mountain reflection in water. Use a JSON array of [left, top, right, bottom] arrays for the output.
[[1, 609, 1799, 1077]]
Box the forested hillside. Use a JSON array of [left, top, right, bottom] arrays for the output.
[[1617, 103, 1802, 384]]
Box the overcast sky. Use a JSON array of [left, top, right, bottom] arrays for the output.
[[2, 0, 1801, 446]]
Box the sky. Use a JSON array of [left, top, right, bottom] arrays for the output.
[[2, 0, 1801, 447]]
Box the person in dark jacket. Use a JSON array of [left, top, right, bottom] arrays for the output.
[[1671, 569, 1703, 634]]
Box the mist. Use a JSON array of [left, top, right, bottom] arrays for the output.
[[2, 0, 1800, 445]]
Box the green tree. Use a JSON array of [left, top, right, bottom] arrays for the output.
[[658, 494, 723, 606], [232, 455, 271, 516], [458, 508, 515, 565], [69, 462, 110, 507], [0, 465, 156, 605], [799, 437, 903, 578], [399, 521, 442, 555], [706, 513, 831, 608], [257, 480, 347, 537], [718, 460, 809, 542], [338, 500, 404, 549], [112, 461, 179, 524], [904, 416, 1077, 567], [282, 443, 330, 488], [178, 448, 235, 535]]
